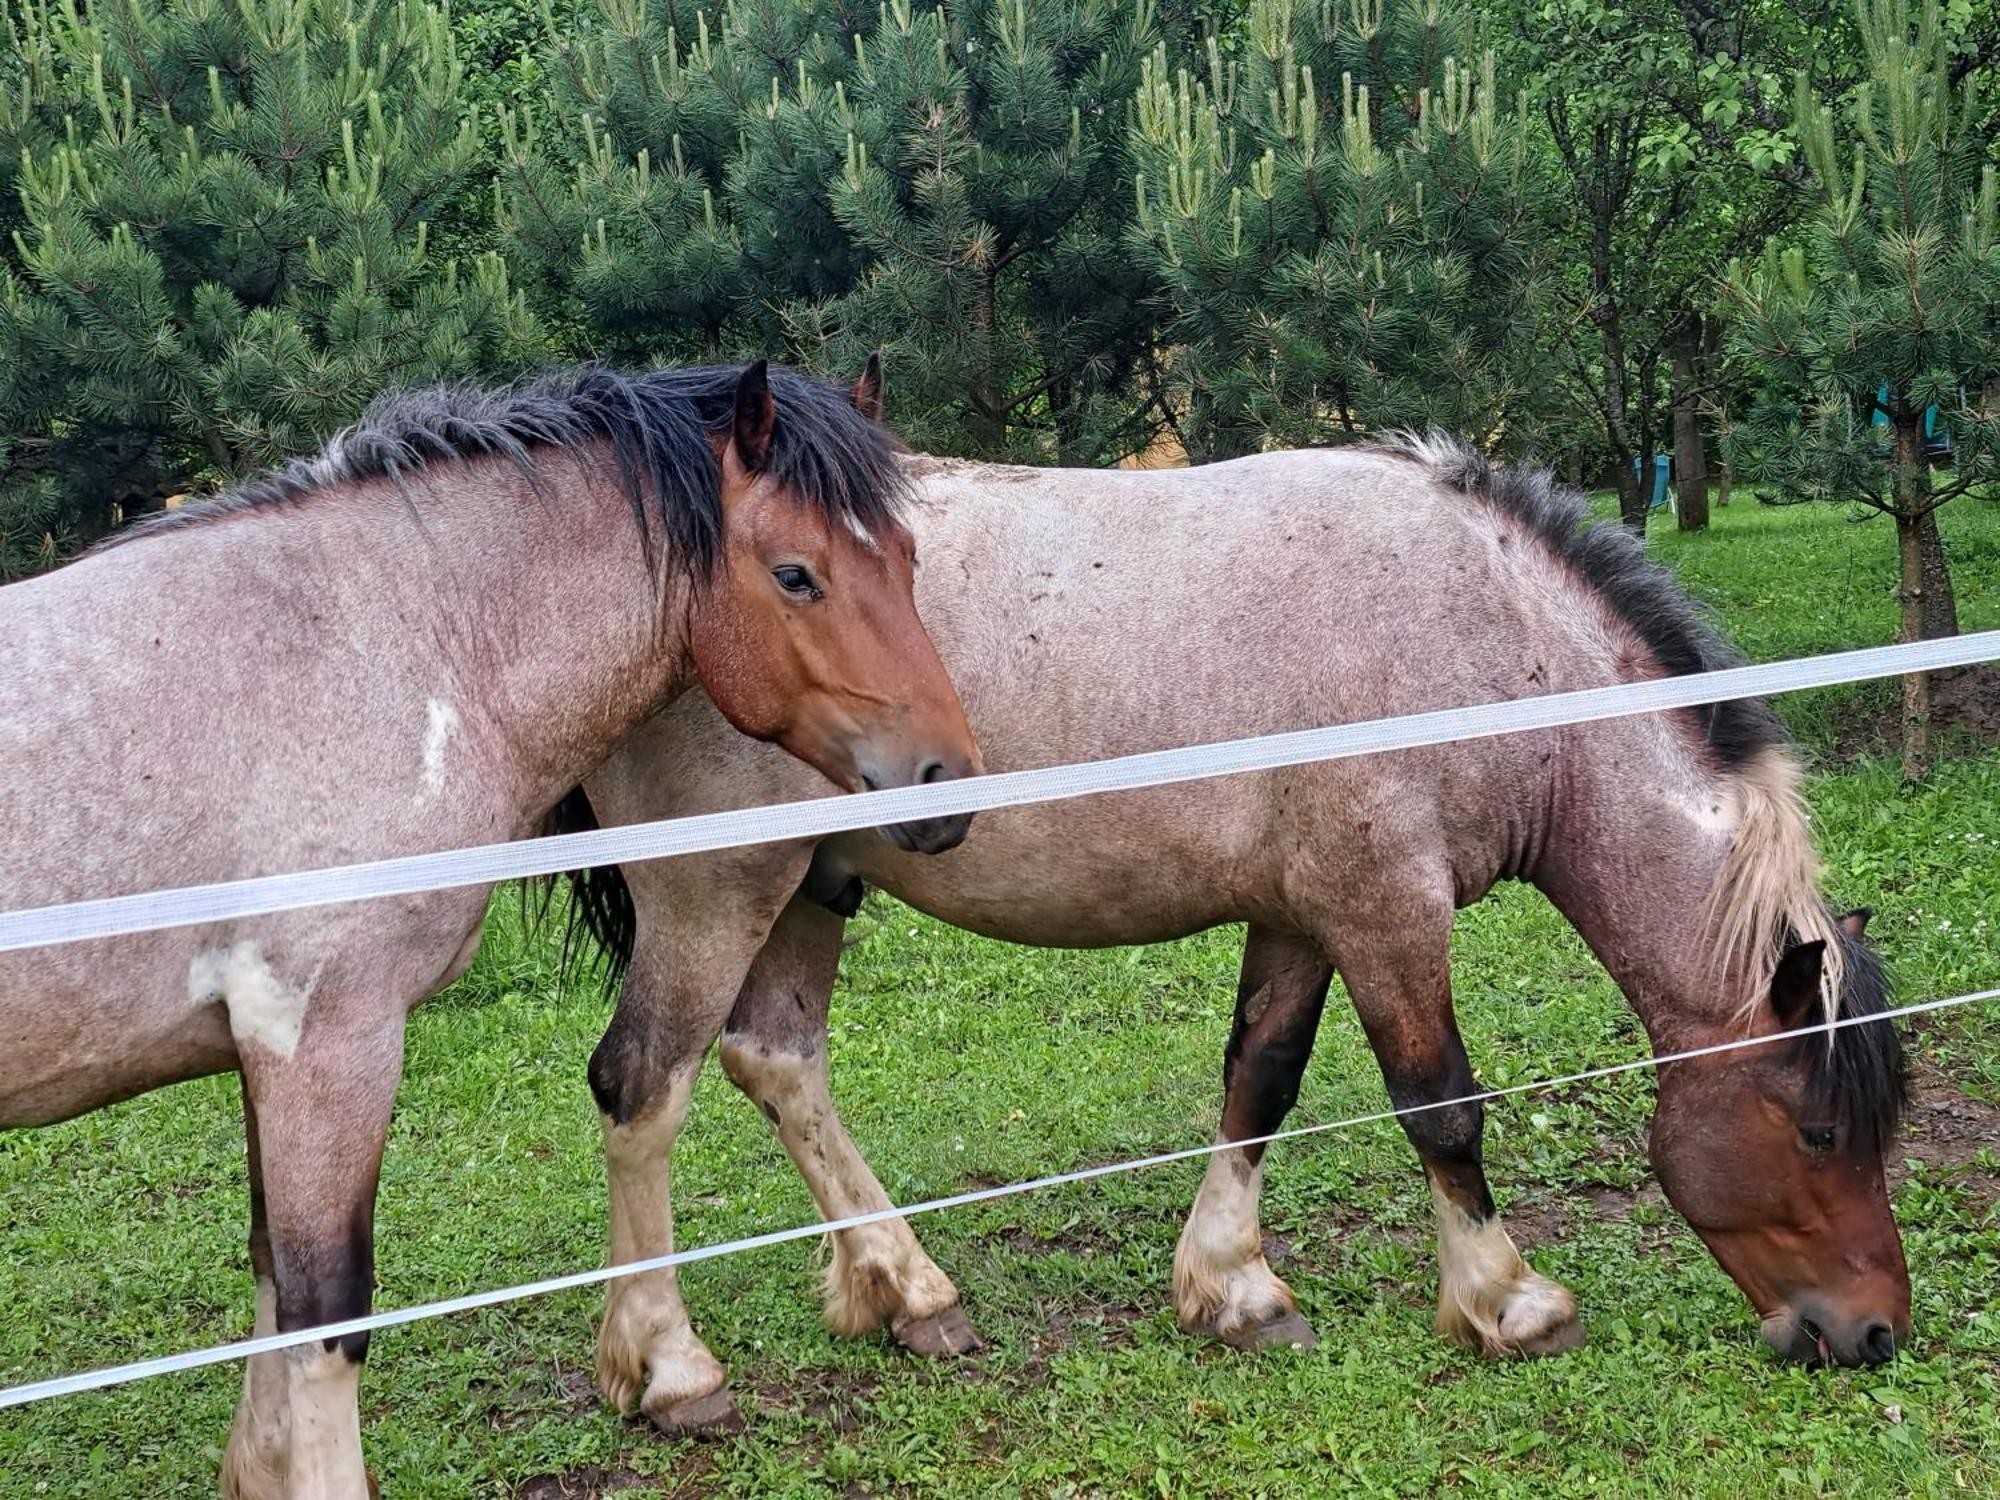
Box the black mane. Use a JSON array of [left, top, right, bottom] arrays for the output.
[[102, 363, 907, 577], [1792, 929, 1909, 1147], [1373, 433, 1787, 770]]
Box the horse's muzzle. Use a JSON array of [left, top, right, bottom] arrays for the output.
[[1763, 1305, 1904, 1368], [866, 759, 974, 855]]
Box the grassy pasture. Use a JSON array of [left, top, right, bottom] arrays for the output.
[[2, 494, 1998, 1497]]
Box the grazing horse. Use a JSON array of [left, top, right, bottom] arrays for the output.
[[0, 361, 980, 1498], [563, 434, 1910, 1434]]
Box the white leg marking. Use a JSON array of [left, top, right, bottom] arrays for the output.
[[598, 1070, 731, 1423], [222, 1278, 289, 1500], [718, 1033, 961, 1337], [1430, 1177, 1581, 1357], [1172, 1147, 1301, 1342], [189, 943, 314, 1061], [279, 1345, 366, 1500]]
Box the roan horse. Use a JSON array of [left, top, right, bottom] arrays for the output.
[[562, 434, 1909, 1434], [0, 361, 979, 1498]]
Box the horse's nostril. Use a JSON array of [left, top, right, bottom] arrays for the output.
[[1860, 1321, 1898, 1365], [919, 759, 950, 784]]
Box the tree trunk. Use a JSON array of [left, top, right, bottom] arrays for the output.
[[1616, 465, 1648, 532], [1890, 413, 1948, 780], [1585, 196, 1645, 536], [1913, 503, 1959, 640], [965, 269, 1006, 454], [1702, 315, 1731, 506], [1895, 508, 1933, 780], [1671, 319, 1709, 531]]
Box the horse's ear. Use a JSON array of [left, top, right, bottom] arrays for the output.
[[1837, 907, 1873, 939], [732, 359, 775, 473], [1770, 940, 1827, 1029], [851, 351, 885, 423]]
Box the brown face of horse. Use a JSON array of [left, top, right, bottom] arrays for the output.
[[689, 360, 980, 853], [1650, 917, 1909, 1367]]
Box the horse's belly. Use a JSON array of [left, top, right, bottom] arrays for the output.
[[0, 954, 239, 1128], [843, 809, 1255, 949]]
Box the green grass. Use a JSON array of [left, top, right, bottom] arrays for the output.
[[3, 496, 1998, 1497]]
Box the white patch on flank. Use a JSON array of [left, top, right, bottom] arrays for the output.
[[188, 942, 313, 1060], [1671, 784, 1738, 834], [844, 512, 881, 552], [421, 698, 460, 800]]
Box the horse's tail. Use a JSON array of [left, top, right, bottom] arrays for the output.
[[538, 787, 637, 985]]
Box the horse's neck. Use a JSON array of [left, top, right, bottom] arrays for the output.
[[304, 451, 691, 812], [1533, 724, 1748, 1050]]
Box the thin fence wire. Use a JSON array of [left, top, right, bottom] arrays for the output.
[[1, 983, 1993, 1411], [3, 630, 1996, 1415]]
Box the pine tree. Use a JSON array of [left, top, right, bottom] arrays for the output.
[[1127, 0, 1546, 461], [0, 0, 545, 575], [506, 0, 1170, 460], [1726, 0, 1998, 777]]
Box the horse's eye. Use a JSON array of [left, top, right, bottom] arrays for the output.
[[1800, 1125, 1837, 1154], [772, 565, 820, 598]]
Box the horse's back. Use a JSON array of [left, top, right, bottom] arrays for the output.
[[608, 447, 1586, 948]]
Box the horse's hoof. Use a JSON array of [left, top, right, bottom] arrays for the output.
[[1513, 1315, 1586, 1357], [1218, 1310, 1318, 1352], [892, 1305, 982, 1358], [367, 1473, 382, 1500], [645, 1386, 745, 1439]]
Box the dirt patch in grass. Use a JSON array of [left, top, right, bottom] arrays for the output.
[[1021, 1302, 1147, 1380], [1889, 1068, 2000, 1210], [747, 1363, 883, 1429], [999, 1220, 1127, 1259], [512, 1465, 656, 1499], [1576, 1180, 1667, 1223], [1495, 1193, 1576, 1247], [1829, 664, 2000, 761], [482, 1357, 607, 1432]]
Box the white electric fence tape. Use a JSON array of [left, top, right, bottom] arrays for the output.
[[3, 631, 1997, 954], [0, 984, 1991, 1410]]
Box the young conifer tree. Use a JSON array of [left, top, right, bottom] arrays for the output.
[[507, 0, 1169, 460], [1727, 0, 1998, 776], [0, 0, 543, 574], [1128, 0, 1547, 460]]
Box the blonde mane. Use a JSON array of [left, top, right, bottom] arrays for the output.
[[1706, 745, 1845, 1024]]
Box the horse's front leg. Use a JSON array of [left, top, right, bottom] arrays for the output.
[[716, 896, 976, 1357], [231, 990, 404, 1500], [1174, 924, 1331, 1350], [591, 856, 802, 1437], [222, 1082, 287, 1500], [1336, 896, 1583, 1357]]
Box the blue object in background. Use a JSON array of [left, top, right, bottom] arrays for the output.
[[1632, 453, 1671, 508], [1869, 383, 1949, 453]]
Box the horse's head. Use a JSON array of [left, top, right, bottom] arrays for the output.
[[692, 359, 979, 854], [1649, 909, 1909, 1366]]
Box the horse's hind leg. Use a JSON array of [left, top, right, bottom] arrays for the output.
[[717, 896, 975, 1358], [1174, 924, 1330, 1350], [237, 1006, 404, 1500], [1334, 898, 1582, 1357]]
